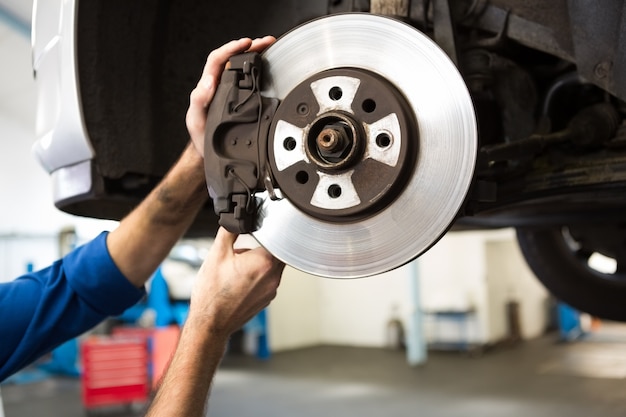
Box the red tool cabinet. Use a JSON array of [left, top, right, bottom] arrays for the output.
[[80, 336, 150, 411]]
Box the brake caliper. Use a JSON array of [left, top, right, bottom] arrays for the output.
[[204, 52, 279, 233]]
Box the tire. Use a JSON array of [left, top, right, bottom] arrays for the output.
[[516, 226, 626, 321]]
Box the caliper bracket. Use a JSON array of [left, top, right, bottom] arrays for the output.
[[204, 52, 279, 233]]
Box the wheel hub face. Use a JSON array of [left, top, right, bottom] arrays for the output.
[[268, 67, 416, 220], [307, 111, 362, 171], [253, 13, 478, 278]]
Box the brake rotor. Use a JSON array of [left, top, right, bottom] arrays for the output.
[[252, 13, 477, 278]]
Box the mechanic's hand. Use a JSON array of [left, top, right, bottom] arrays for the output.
[[186, 36, 276, 157], [187, 227, 284, 339]]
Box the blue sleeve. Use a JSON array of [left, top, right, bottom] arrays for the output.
[[0, 232, 145, 381]]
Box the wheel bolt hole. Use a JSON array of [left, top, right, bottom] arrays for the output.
[[296, 171, 309, 184], [283, 137, 297, 151], [297, 103, 309, 115], [376, 133, 392, 148], [362, 98, 376, 113], [329, 87, 343, 101], [328, 184, 342, 198]]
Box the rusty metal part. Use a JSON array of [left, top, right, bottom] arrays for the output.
[[306, 112, 363, 170], [482, 103, 620, 162], [371, 0, 410, 18], [317, 128, 344, 152], [461, 0, 626, 101]]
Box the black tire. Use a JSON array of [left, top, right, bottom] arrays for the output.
[[516, 226, 626, 321]]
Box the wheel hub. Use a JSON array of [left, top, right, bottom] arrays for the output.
[[269, 68, 417, 220]]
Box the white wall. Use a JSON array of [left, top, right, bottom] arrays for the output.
[[418, 229, 550, 345], [317, 264, 413, 347], [419, 231, 489, 343], [269, 262, 416, 351], [268, 228, 551, 352], [268, 267, 322, 351], [0, 234, 58, 282], [485, 239, 550, 340]]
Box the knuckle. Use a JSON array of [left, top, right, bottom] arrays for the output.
[[258, 257, 274, 274], [207, 47, 224, 62], [189, 87, 203, 103], [188, 120, 202, 134]]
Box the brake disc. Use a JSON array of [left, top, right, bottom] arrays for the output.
[[249, 13, 477, 278]]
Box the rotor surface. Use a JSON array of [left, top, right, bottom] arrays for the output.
[[253, 13, 477, 278]]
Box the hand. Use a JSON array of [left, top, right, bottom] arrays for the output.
[[188, 227, 284, 339], [186, 36, 276, 157]]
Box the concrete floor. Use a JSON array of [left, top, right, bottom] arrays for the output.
[[3, 330, 626, 417]]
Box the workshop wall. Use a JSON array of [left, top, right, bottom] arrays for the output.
[[268, 229, 551, 353], [0, 113, 58, 234], [269, 267, 322, 351], [419, 230, 550, 346], [485, 239, 550, 340], [0, 233, 57, 283], [269, 261, 417, 351], [419, 231, 489, 344], [317, 264, 414, 347]]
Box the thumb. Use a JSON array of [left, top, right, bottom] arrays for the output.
[[214, 227, 239, 256]]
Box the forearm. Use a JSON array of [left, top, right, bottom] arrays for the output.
[[145, 317, 229, 417], [144, 227, 283, 417], [107, 144, 208, 287]]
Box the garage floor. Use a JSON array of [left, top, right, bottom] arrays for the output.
[[3, 328, 626, 417]]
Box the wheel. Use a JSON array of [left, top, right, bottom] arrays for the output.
[[516, 224, 626, 321]]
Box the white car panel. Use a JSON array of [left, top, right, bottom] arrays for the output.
[[31, 0, 94, 174]]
